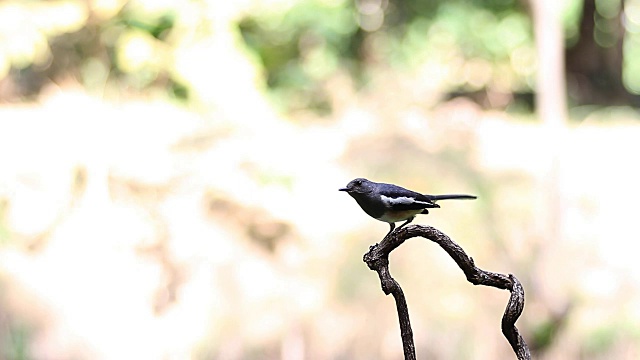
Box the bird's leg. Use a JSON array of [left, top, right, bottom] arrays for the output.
[[384, 223, 396, 238], [395, 216, 415, 232]]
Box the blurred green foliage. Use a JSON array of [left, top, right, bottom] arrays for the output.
[[0, 282, 31, 360], [239, 1, 362, 114], [0, 0, 536, 112], [583, 325, 619, 356], [1, 0, 639, 111], [2, 322, 31, 360], [238, 0, 534, 113], [530, 318, 563, 353], [0, 0, 187, 101]]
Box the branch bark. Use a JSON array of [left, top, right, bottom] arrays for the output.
[[363, 225, 530, 360]]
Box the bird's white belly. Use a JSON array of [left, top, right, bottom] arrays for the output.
[[376, 209, 423, 223]]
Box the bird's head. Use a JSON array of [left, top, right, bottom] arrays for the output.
[[339, 178, 374, 194]]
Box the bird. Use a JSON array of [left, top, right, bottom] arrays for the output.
[[339, 178, 476, 237]]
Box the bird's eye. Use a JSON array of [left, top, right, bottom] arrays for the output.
[[354, 179, 362, 186]]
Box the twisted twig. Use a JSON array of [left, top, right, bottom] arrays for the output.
[[363, 225, 530, 360]]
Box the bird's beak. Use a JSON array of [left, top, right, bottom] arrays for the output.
[[339, 187, 349, 192]]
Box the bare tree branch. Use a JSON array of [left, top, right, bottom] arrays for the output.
[[363, 225, 530, 360]]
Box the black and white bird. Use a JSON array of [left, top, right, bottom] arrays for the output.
[[339, 178, 476, 237]]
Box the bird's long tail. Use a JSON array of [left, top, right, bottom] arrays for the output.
[[429, 194, 477, 201]]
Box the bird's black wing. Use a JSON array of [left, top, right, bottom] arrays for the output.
[[377, 183, 440, 211]]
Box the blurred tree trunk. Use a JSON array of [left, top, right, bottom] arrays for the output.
[[565, 0, 635, 105], [527, 1, 567, 356], [530, 0, 567, 125], [529, 0, 565, 267]]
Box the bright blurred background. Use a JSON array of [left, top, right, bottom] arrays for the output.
[[0, 0, 639, 359]]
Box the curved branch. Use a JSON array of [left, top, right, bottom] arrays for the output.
[[363, 224, 530, 360]]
